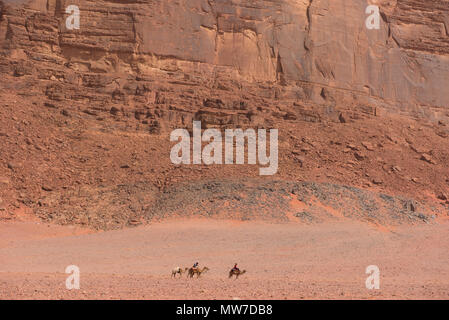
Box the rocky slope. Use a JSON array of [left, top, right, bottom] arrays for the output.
[[0, 0, 448, 229]]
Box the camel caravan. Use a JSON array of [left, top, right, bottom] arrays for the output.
[[172, 263, 245, 279]]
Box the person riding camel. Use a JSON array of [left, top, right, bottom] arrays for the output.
[[192, 262, 199, 270], [232, 263, 240, 272]]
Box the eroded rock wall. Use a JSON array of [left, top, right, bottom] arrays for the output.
[[0, 0, 448, 125], [2, 0, 449, 228]]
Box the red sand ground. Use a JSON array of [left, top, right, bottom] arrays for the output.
[[1, 219, 448, 299]]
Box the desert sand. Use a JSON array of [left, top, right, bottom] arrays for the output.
[[1, 219, 448, 300]]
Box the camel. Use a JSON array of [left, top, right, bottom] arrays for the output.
[[171, 267, 188, 278], [188, 266, 209, 278], [229, 269, 246, 279]]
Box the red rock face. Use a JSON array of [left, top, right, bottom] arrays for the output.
[[1, 0, 448, 115], [0, 0, 448, 228]]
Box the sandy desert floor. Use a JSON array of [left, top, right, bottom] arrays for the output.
[[0, 219, 448, 300]]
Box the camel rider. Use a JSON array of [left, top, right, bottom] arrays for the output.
[[193, 262, 199, 269], [232, 263, 240, 272]]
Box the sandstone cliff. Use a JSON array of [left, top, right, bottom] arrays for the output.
[[2, 0, 449, 123], [0, 0, 448, 228]]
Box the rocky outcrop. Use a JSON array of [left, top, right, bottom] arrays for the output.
[[1, 0, 449, 229], [1, 0, 448, 128]]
